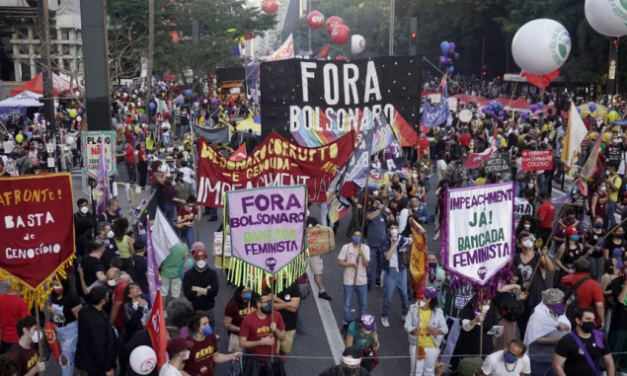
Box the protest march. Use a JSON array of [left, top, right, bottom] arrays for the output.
[[3, 1, 627, 376]]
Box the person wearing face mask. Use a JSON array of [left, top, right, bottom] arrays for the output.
[[404, 287, 448, 376], [365, 199, 390, 291], [480, 339, 530, 376], [95, 222, 119, 270], [552, 208, 581, 254], [338, 230, 371, 335], [451, 298, 501, 372], [561, 259, 605, 329], [6, 317, 44, 376], [553, 308, 615, 376], [605, 226, 627, 269], [380, 222, 411, 328], [591, 180, 609, 230], [98, 199, 122, 224], [159, 337, 194, 376], [74, 198, 94, 237], [554, 226, 586, 282], [344, 313, 379, 372], [608, 255, 627, 373], [77, 240, 107, 297], [239, 290, 287, 376], [425, 253, 446, 298], [585, 216, 608, 281], [48, 277, 81, 376], [514, 216, 538, 253], [535, 192, 555, 248], [106, 266, 128, 365], [606, 165, 622, 228], [176, 195, 200, 247], [224, 287, 257, 354], [319, 346, 371, 376], [183, 250, 220, 318]]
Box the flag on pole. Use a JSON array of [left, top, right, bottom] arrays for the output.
[[267, 34, 294, 61], [421, 76, 450, 128], [317, 44, 330, 58], [409, 219, 428, 298], [148, 291, 168, 371], [146, 216, 162, 305], [344, 123, 376, 188], [151, 209, 188, 266], [94, 137, 110, 216], [229, 144, 247, 161], [561, 102, 588, 173], [580, 135, 602, 181]]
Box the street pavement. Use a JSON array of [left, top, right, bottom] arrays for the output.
[[44, 170, 577, 376]]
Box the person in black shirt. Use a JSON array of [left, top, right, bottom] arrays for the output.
[[609, 255, 627, 373], [128, 240, 149, 296], [48, 277, 82, 373], [78, 240, 107, 297], [74, 198, 94, 239], [553, 308, 614, 376], [98, 199, 122, 224], [272, 280, 301, 359], [182, 250, 220, 321]]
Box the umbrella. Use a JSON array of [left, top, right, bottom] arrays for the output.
[[578, 103, 608, 117]]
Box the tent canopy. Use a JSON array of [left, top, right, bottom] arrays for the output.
[[9, 73, 72, 97], [0, 91, 43, 108]]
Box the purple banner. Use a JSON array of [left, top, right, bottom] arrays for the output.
[[226, 186, 307, 274]]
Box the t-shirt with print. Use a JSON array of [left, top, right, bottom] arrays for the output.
[[50, 291, 82, 326], [347, 321, 374, 350], [554, 333, 610, 376], [7, 343, 38, 376], [239, 311, 285, 358], [481, 351, 531, 376], [224, 300, 256, 335], [112, 281, 128, 328], [184, 334, 218, 376], [338, 243, 371, 286], [177, 206, 198, 227], [275, 282, 300, 331]]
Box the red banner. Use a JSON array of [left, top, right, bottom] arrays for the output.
[[197, 131, 355, 207], [522, 150, 554, 171], [148, 291, 167, 371], [0, 174, 75, 301], [464, 147, 495, 169]]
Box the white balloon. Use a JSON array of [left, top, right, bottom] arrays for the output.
[[351, 35, 366, 54], [459, 109, 472, 123], [129, 346, 157, 375], [76, 116, 82, 122], [511, 19, 571, 75], [65, 136, 75, 145], [585, 0, 627, 37]]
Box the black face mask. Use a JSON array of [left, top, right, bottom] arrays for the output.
[[260, 301, 272, 314], [580, 322, 595, 334], [340, 366, 359, 376]]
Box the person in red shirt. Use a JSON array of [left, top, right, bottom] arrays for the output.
[[459, 128, 471, 148], [0, 286, 29, 353], [560, 259, 605, 328], [123, 140, 137, 184], [7, 316, 45, 376], [536, 192, 556, 247], [239, 290, 287, 372], [184, 312, 241, 376], [136, 144, 148, 189], [224, 286, 256, 349], [106, 268, 128, 332]]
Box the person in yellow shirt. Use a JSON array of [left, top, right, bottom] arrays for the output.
[[607, 165, 622, 228], [475, 168, 487, 186], [404, 287, 448, 376]]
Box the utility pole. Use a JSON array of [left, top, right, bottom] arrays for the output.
[[607, 38, 619, 103], [38, 0, 57, 171], [388, 0, 395, 56], [146, 0, 154, 120], [409, 17, 417, 56]]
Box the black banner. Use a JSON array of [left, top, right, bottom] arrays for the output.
[[481, 152, 512, 181], [260, 57, 422, 147]]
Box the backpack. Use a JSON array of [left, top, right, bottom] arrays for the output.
[[493, 292, 525, 322], [562, 276, 591, 326]]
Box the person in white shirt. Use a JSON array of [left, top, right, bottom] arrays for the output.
[[435, 151, 448, 182], [159, 337, 193, 376], [178, 160, 196, 193], [338, 230, 370, 335], [2, 135, 15, 155], [481, 339, 531, 376]]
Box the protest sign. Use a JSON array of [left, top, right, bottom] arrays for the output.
[[481, 152, 511, 181], [307, 226, 335, 256], [522, 150, 554, 171], [197, 132, 354, 207], [81, 130, 117, 176], [514, 197, 533, 228], [225, 186, 308, 292], [441, 182, 515, 285], [0, 174, 75, 306], [260, 57, 422, 147], [213, 232, 232, 256]]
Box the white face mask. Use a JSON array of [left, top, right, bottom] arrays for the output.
[[481, 304, 490, 313], [527, 183, 534, 188], [419, 301, 427, 308], [31, 330, 41, 343], [523, 224, 531, 229], [107, 230, 115, 239], [522, 239, 533, 249], [80, 206, 89, 214], [372, 190, 379, 197], [412, 173, 419, 179], [601, 186, 607, 192], [306, 210, 310, 217], [196, 260, 207, 269], [107, 279, 117, 287], [181, 350, 190, 360], [390, 229, 399, 237]]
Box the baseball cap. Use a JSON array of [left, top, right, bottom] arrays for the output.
[[194, 250, 208, 259], [423, 287, 438, 299], [564, 226, 579, 236], [360, 314, 375, 331], [166, 337, 193, 357]]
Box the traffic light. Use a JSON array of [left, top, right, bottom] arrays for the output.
[[410, 32, 417, 46], [614, 37, 619, 46], [483, 71, 487, 76]]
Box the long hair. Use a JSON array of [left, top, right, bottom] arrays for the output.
[[112, 218, 129, 242]]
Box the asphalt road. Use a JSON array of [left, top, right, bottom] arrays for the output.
[[42, 170, 575, 376]]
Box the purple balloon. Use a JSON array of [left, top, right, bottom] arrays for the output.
[[449, 42, 456, 51], [211, 98, 218, 105], [521, 112, 529, 120], [498, 110, 505, 117], [530, 104, 538, 113], [78, 108, 84, 115], [482, 107, 488, 113], [439, 56, 447, 65]]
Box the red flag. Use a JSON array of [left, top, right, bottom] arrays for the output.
[[45, 322, 61, 361], [229, 144, 247, 161], [464, 147, 495, 169], [521, 69, 560, 89], [148, 291, 167, 371], [317, 44, 330, 57]]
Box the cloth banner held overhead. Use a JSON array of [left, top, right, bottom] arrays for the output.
[[0, 174, 75, 307], [196, 131, 354, 207], [260, 57, 422, 146], [561, 102, 588, 171], [409, 219, 427, 298], [441, 182, 515, 286], [191, 124, 231, 144], [224, 186, 308, 293], [267, 33, 294, 61]]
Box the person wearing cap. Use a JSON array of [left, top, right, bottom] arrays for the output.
[[560, 258, 605, 328], [318, 346, 371, 376], [514, 231, 553, 337], [523, 288, 571, 376], [456, 357, 482, 376], [584, 216, 607, 281], [535, 192, 555, 248], [183, 312, 241, 376], [481, 339, 530, 376], [554, 225, 586, 282], [404, 286, 447, 376], [345, 313, 379, 372], [552, 208, 581, 254], [183, 249, 219, 318]]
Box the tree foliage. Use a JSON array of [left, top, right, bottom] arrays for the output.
[[106, 0, 277, 79]]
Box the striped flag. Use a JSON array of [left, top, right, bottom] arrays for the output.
[[561, 102, 588, 173], [580, 135, 602, 181], [146, 216, 162, 305]]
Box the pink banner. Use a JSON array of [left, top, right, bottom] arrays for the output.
[[226, 186, 307, 273]]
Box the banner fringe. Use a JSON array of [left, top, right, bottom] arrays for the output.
[[227, 252, 309, 295]]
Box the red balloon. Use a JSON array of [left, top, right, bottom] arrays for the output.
[[331, 24, 350, 45], [307, 11, 325, 30], [261, 0, 278, 14], [325, 16, 344, 34]]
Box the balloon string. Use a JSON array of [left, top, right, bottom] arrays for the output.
[[421, 57, 463, 90]]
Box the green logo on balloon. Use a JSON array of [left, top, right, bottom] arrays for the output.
[[620, 0, 627, 11], [552, 28, 571, 63]]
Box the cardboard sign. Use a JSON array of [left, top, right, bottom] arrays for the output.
[[522, 150, 553, 172], [307, 226, 336, 256], [481, 152, 511, 181], [81, 130, 117, 177], [213, 232, 232, 257]]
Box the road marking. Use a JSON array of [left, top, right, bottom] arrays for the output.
[[307, 269, 344, 365]]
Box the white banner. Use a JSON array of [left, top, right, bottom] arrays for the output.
[[442, 182, 515, 285], [514, 197, 533, 228]]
